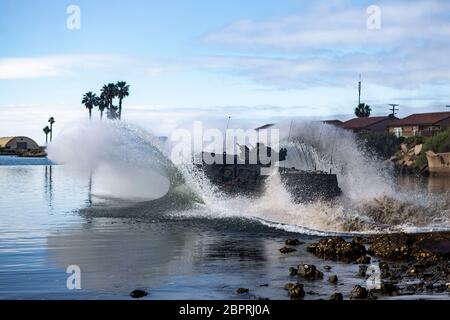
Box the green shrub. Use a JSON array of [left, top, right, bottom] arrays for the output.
[[404, 136, 426, 146], [414, 128, 450, 168], [423, 127, 450, 153], [357, 132, 401, 159]]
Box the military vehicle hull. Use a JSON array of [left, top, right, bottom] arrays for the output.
[[198, 161, 341, 203]]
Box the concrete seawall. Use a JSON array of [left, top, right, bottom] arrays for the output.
[[426, 151, 450, 174]]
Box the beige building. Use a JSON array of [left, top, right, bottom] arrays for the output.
[[0, 136, 40, 150]]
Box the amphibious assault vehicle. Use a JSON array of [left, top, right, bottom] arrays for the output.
[[197, 143, 341, 203]]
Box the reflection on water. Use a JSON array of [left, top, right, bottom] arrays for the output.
[[396, 174, 450, 194], [1, 161, 450, 299]]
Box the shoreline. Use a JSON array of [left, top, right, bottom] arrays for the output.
[[275, 231, 450, 300]]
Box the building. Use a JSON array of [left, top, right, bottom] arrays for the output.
[[342, 116, 398, 133], [0, 136, 40, 151], [388, 112, 450, 137]]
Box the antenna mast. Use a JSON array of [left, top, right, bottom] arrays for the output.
[[226, 116, 231, 130], [358, 74, 362, 106]]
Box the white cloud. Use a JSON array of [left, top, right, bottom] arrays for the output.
[[0, 54, 179, 80], [201, 0, 450, 50], [198, 0, 450, 90], [0, 54, 124, 79]]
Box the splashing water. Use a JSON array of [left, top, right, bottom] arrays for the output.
[[47, 119, 450, 235], [47, 120, 180, 201]]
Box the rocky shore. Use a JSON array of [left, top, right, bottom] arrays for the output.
[[278, 232, 450, 300]]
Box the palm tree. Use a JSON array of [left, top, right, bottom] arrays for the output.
[[100, 83, 118, 119], [43, 126, 50, 144], [97, 95, 108, 120], [116, 81, 129, 120], [81, 91, 98, 120], [107, 104, 119, 120], [354, 103, 372, 118], [48, 117, 55, 142]]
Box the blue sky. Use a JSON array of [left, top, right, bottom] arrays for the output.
[[1, 0, 450, 143]]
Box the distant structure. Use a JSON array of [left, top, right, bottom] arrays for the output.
[[389, 104, 399, 117], [0, 136, 40, 151], [342, 116, 398, 133], [388, 111, 450, 137]]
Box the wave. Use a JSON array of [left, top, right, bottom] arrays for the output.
[[47, 119, 450, 235]]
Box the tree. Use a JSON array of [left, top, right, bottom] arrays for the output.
[[97, 95, 108, 120], [106, 104, 119, 120], [100, 83, 118, 119], [43, 126, 51, 145], [116, 81, 129, 120], [81, 91, 98, 120], [48, 117, 55, 142], [355, 103, 372, 118]]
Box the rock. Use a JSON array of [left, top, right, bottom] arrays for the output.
[[329, 292, 343, 300], [307, 237, 367, 262], [350, 285, 368, 299], [401, 143, 408, 153], [288, 283, 305, 299], [414, 144, 423, 155], [328, 275, 338, 284], [356, 256, 371, 264], [297, 264, 324, 280], [259, 283, 269, 287], [358, 265, 368, 277], [279, 247, 296, 254], [380, 282, 399, 295], [367, 291, 378, 300], [323, 265, 332, 271], [379, 261, 390, 271], [285, 239, 303, 246], [368, 233, 412, 260], [289, 267, 298, 276], [130, 289, 148, 299], [368, 233, 448, 264], [236, 288, 249, 294], [284, 283, 296, 291], [352, 236, 366, 244]]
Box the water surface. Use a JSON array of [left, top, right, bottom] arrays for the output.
[[1, 157, 449, 300]]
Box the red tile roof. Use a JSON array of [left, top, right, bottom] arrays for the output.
[[342, 116, 395, 129], [388, 112, 450, 127]]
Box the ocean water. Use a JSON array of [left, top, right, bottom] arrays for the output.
[[0, 160, 349, 300], [0, 121, 449, 300], [0, 159, 449, 300]]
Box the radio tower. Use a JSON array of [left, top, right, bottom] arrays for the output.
[[358, 74, 362, 106], [389, 104, 399, 116]]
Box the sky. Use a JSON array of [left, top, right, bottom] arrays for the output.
[[1, 0, 450, 144]]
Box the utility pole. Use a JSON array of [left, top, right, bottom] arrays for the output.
[[389, 104, 399, 116]]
